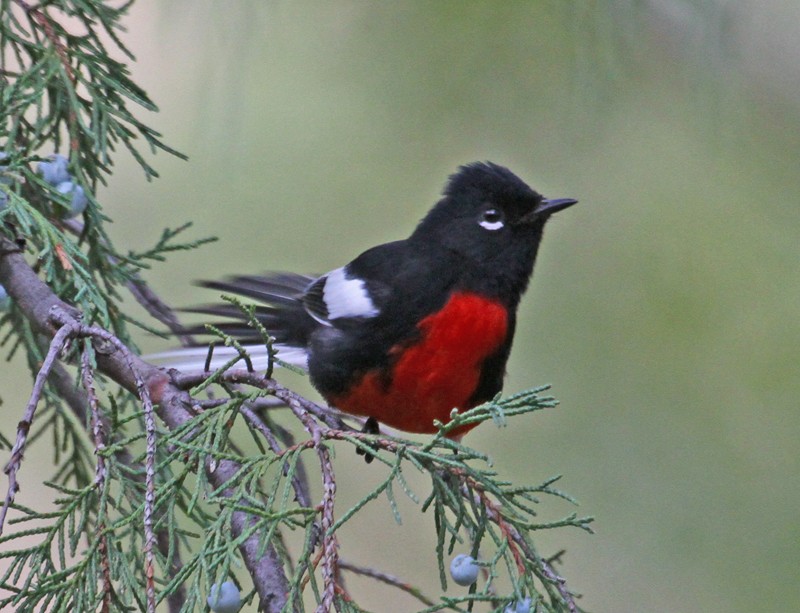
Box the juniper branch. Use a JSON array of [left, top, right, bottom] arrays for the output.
[[0, 236, 292, 612], [46, 359, 187, 613]]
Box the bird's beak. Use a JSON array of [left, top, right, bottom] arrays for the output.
[[519, 197, 578, 225], [537, 197, 578, 216]]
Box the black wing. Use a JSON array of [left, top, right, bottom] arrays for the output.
[[187, 273, 318, 347]]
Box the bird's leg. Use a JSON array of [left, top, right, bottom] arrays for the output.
[[355, 416, 380, 464]]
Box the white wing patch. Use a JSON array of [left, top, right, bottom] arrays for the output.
[[322, 267, 380, 320]]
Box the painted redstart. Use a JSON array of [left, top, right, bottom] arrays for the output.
[[158, 162, 577, 438]]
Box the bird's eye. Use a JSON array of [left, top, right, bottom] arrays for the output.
[[479, 208, 504, 231]]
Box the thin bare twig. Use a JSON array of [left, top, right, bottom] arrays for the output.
[[81, 347, 107, 485], [338, 559, 436, 607], [141, 369, 158, 613], [80, 348, 113, 613], [239, 403, 313, 509], [539, 557, 578, 613], [317, 445, 338, 612], [174, 369, 350, 432], [0, 321, 74, 535]]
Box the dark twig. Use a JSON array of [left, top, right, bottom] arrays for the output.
[[539, 557, 578, 613], [62, 218, 195, 345], [239, 403, 313, 509], [338, 559, 436, 607], [128, 277, 195, 345]]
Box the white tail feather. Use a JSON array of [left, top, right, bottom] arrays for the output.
[[146, 344, 308, 373], [148, 346, 412, 436]]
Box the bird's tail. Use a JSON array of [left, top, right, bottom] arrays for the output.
[[147, 273, 317, 373]]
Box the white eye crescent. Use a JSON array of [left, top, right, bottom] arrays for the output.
[[479, 208, 504, 231]]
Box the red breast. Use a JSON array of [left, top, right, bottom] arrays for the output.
[[328, 292, 508, 436]]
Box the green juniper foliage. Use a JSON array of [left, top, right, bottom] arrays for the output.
[[0, 2, 592, 612]]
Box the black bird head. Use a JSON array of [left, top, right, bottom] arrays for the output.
[[411, 162, 577, 302]]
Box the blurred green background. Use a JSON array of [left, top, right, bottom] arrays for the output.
[[6, 1, 800, 611]]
